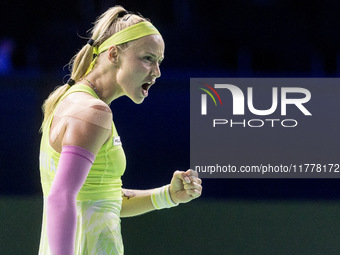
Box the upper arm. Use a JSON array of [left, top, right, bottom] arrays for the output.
[[61, 101, 112, 155]]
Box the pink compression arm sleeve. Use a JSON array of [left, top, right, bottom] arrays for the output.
[[47, 145, 95, 255]]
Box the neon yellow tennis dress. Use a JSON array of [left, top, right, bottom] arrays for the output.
[[38, 84, 126, 255]]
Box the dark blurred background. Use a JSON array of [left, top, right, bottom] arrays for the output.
[[1, 1, 340, 254]]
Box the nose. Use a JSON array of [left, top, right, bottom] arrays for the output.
[[151, 62, 161, 78]]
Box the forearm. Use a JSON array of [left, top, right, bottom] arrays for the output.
[[47, 145, 95, 254], [120, 188, 156, 217], [120, 170, 202, 218], [47, 195, 77, 255]]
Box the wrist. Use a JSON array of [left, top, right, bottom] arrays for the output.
[[151, 185, 178, 210], [169, 184, 180, 204]]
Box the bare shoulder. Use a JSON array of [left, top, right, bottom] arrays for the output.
[[60, 93, 113, 154], [89, 98, 112, 113], [65, 91, 111, 111]]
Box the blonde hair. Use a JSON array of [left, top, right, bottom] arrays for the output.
[[40, 6, 147, 131]]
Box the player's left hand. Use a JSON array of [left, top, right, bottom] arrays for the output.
[[169, 169, 202, 204]]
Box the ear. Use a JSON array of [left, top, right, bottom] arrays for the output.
[[107, 45, 119, 63]]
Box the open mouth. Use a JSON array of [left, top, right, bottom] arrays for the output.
[[142, 83, 151, 91], [141, 81, 153, 97]]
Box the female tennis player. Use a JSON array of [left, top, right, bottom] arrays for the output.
[[38, 5, 202, 255]]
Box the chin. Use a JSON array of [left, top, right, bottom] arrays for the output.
[[130, 97, 145, 104]]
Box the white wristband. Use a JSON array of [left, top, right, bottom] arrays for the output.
[[151, 185, 179, 210]]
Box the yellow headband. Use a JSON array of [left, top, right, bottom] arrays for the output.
[[85, 21, 160, 75]]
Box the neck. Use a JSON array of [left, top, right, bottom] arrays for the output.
[[82, 78, 100, 98], [83, 71, 124, 104]]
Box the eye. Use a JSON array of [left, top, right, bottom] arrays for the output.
[[143, 56, 153, 62]]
